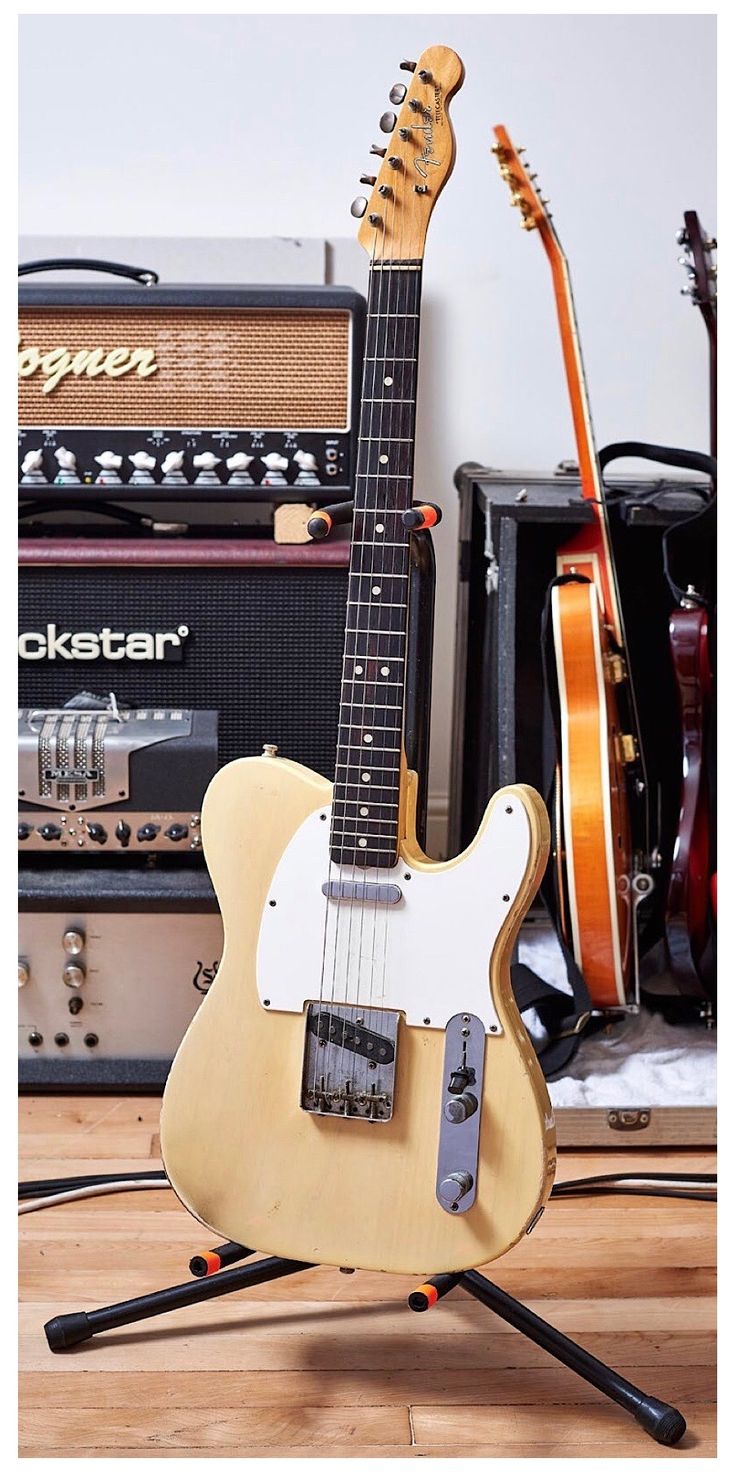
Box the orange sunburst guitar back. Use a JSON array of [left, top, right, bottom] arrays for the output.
[[493, 127, 649, 1009]]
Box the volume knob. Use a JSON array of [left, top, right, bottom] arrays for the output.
[[62, 929, 85, 956], [63, 962, 86, 990], [444, 1092, 478, 1124], [438, 1170, 473, 1207]]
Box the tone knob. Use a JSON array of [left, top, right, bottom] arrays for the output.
[[62, 929, 85, 956], [293, 450, 318, 472], [39, 823, 62, 842], [54, 446, 80, 483], [137, 822, 160, 843], [94, 451, 123, 482], [261, 452, 289, 473], [128, 450, 156, 482], [444, 1092, 478, 1125], [18, 960, 30, 988], [63, 962, 86, 990], [438, 1170, 473, 1207]]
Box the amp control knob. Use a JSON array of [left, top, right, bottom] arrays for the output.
[[165, 822, 189, 842], [261, 452, 289, 473], [437, 1170, 473, 1208], [63, 962, 86, 990], [293, 449, 318, 472], [137, 823, 160, 843], [444, 1092, 478, 1124], [18, 960, 30, 988], [62, 929, 85, 956], [39, 823, 62, 842], [86, 823, 107, 845], [18, 822, 33, 841], [115, 820, 131, 847]]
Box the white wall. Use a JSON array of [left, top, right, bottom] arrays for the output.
[[19, 13, 716, 848]]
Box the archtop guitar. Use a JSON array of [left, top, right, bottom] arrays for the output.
[[492, 127, 650, 1010], [161, 49, 555, 1276]]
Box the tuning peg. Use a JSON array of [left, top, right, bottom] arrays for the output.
[[413, 184, 429, 195], [509, 192, 523, 207], [491, 142, 506, 158], [408, 98, 424, 113], [368, 212, 382, 227], [398, 127, 411, 141], [350, 197, 368, 218], [378, 183, 392, 198], [387, 155, 401, 170], [380, 110, 397, 133], [360, 173, 377, 186], [400, 59, 416, 72], [370, 144, 387, 158], [417, 68, 433, 82], [705, 236, 717, 250], [676, 227, 688, 245], [389, 83, 407, 105]]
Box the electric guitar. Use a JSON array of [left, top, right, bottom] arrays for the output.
[[492, 127, 649, 1010], [665, 214, 716, 1001], [161, 50, 556, 1276]]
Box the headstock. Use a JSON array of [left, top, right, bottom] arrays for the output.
[[677, 210, 717, 322], [351, 46, 464, 261], [491, 124, 555, 241]]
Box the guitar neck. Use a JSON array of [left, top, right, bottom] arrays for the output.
[[543, 231, 625, 645], [330, 260, 423, 869]]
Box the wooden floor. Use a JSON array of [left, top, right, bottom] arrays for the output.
[[19, 1096, 716, 1458]]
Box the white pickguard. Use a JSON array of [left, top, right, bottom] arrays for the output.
[[256, 796, 533, 1034]]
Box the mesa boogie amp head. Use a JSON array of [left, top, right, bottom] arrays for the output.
[[18, 276, 364, 502]]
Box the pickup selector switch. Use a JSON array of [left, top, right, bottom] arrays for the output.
[[62, 929, 85, 956]]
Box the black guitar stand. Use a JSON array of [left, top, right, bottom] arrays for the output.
[[39, 506, 686, 1446], [43, 1238, 686, 1446]]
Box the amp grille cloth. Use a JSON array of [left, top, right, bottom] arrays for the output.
[[19, 308, 351, 429], [18, 564, 349, 777]]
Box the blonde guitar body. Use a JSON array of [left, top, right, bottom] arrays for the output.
[[161, 755, 555, 1276]]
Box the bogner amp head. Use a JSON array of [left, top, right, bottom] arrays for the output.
[[18, 273, 364, 502], [18, 701, 218, 855]]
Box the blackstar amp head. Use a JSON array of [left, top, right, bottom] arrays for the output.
[[18, 699, 217, 855], [18, 269, 364, 502]]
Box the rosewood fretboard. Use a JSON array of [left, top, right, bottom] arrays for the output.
[[330, 260, 423, 869]]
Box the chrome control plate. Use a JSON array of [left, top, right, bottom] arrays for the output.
[[436, 1012, 486, 1214]]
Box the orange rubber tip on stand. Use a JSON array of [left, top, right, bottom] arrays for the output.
[[307, 509, 333, 540], [408, 1282, 439, 1311], [402, 504, 442, 532], [201, 1251, 222, 1276]]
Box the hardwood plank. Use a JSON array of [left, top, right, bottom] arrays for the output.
[[19, 1405, 411, 1452], [410, 1402, 716, 1456], [20, 1364, 716, 1410]]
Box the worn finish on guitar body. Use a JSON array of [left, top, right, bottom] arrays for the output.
[[665, 604, 713, 998], [161, 757, 556, 1274]]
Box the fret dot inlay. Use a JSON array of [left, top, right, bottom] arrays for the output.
[[372, 585, 381, 595], [362, 773, 371, 782], [381, 665, 390, 676], [358, 838, 368, 848], [379, 454, 389, 464], [355, 665, 364, 674], [363, 734, 373, 744], [384, 376, 393, 385], [360, 806, 369, 816], [376, 523, 385, 533]]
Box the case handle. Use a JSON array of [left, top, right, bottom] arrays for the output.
[[18, 257, 159, 285]]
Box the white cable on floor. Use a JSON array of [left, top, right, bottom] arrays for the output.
[[19, 1179, 171, 1214]]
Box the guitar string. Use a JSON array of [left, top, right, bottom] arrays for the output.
[[311, 229, 384, 1110], [370, 211, 416, 1071], [350, 185, 400, 1109]]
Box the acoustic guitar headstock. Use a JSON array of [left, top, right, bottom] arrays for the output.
[[678, 210, 717, 326], [351, 45, 464, 262]]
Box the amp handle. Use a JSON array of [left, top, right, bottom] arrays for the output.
[[18, 258, 159, 286]]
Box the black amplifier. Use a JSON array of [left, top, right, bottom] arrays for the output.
[[18, 701, 217, 855], [18, 534, 435, 840], [18, 274, 364, 506]]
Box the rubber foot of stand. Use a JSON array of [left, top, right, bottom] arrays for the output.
[[45, 1312, 93, 1351], [635, 1397, 687, 1446]]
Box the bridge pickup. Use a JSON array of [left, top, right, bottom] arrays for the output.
[[307, 1008, 396, 1063], [321, 879, 402, 904], [301, 1002, 399, 1122]]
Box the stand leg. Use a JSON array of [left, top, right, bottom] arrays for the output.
[[44, 1255, 315, 1352], [460, 1271, 686, 1447]]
